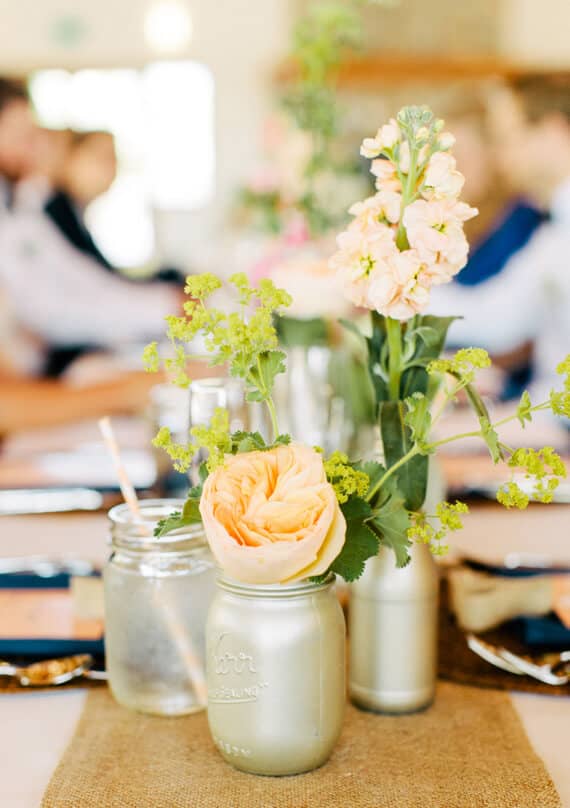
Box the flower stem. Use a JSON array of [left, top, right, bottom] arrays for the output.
[[366, 445, 420, 503], [265, 395, 280, 443], [386, 317, 403, 400], [426, 401, 551, 452]]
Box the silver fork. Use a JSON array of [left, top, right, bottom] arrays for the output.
[[467, 634, 570, 686], [499, 648, 570, 686], [0, 655, 107, 686]]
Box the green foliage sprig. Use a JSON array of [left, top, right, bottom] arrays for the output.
[[147, 271, 388, 582], [144, 272, 291, 441], [358, 347, 570, 566], [240, 1, 390, 236]]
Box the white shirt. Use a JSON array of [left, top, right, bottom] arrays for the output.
[[0, 205, 178, 348], [430, 179, 570, 400]]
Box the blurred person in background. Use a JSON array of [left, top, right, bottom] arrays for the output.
[[431, 73, 570, 404], [0, 78, 36, 209], [0, 363, 167, 435], [441, 90, 546, 398], [445, 91, 546, 289], [44, 130, 118, 269], [39, 129, 183, 375], [43, 129, 182, 279], [0, 78, 183, 378]]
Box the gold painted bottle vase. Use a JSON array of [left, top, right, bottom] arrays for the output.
[[349, 542, 439, 714], [206, 574, 346, 775], [104, 500, 216, 716]]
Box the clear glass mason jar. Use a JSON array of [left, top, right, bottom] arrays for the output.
[[206, 575, 346, 775], [104, 500, 216, 716], [349, 542, 439, 714]]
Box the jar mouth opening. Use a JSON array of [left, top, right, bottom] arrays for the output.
[[108, 499, 186, 525], [216, 573, 336, 597], [108, 499, 205, 550]]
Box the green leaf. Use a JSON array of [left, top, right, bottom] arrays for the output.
[[516, 390, 533, 428], [366, 311, 389, 406], [154, 500, 201, 537], [370, 480, 412, 567], [329, 348, 376, 427], [312, 496, 379, 583], [380, 400, 428, 511], [404, 392, 432, 447], [328, 497, 378, 582], [248, 350, 286, 402], [182, 496, 202, 523], [478, 416, 503, 463], [198, 463, 209, 484], [400, 315, 457, 398], [154, 511, 184, 538], [414, 325, 440, 347], [341, 496, 372, 522], [229, 430, 291, 454], [276, 315, 328, 348], [232, 430, 267, 453], [339, 317, 367, 345], [331, 520, 379, 582], [354, 460, 386, 495]]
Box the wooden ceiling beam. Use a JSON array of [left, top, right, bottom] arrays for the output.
[[276, 54, 537, 87]]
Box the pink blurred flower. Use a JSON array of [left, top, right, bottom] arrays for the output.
[[248, 168, 280, 194], [271, 256, 352, 319], [284, 215, 311, 246]]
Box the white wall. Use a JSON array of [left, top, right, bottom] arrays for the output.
[[500, 0, 570, 67], [0, 0, 293, 267]]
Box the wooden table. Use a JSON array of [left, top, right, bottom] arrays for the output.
[[1, 504, 569, 808]]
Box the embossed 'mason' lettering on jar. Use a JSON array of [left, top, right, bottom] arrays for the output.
[[206, 574, 346, 776]]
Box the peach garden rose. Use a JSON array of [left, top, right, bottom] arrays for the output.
[[200, 443, 346, 584]]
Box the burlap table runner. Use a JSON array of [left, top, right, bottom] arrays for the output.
[[42, 681, 559, 808]]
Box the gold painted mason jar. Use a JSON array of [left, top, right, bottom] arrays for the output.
[[104, 500, 216, 716], [206, 575, 346, 775], [349, 542, 439, 714]]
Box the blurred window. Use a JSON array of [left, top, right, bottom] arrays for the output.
[[29, 61, 215, 267]]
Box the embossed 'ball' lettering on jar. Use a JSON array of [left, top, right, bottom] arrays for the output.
[[206, 574, 346, 776]]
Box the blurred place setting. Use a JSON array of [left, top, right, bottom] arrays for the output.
[[1, 1, 570, 807]]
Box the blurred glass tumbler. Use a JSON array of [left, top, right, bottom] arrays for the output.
[[206, 575, 346, 775], [148, 384, 190, 486], [349, 543, 439, 714], [104, 500, 216, 715]]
